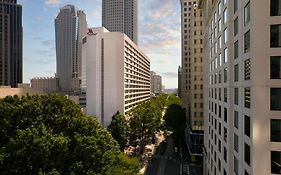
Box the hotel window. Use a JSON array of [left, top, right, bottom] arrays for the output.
[[270, 88, 281, 110], [244, 59, 251, 80], [234, 64, 239, 82], [234, 111, 239, 129], [234, 0, 238, 13], [224, 108, 227, 123], [244, 30, 250, 53], [271, 151, 281, 174], [234, 88, 239, 105], [224, 68, 228, 83], [244, 88, 251, 108], [234, 134, 238, 152], [244, 143, 251, 166], [234, 41, 239, 59], [234, 156, 238, 175], [271, 0, 281, 16], [224, 88, 228, 102], [224, 48, 228, 63], [224, 147, 227, 162], [271, 25, 281, 47], [234, 17, 238, 36], [223, 8, 228, 24], [271, 56, 281, 79], [244, 2, 250, 25], [244, 115, 251, 137], [271, 119, 281, 142], [218, 2, 221, 15], [224, 28, 228, 43]]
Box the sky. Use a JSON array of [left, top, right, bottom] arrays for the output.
[[18, 0, 181, 89]]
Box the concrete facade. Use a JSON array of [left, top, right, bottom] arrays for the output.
[[83, 27, 150, 127], [31, 77, 59, 93], [102, 0, 138, 44], [200, 0, 281, 175], [0, 86, 44, 99]]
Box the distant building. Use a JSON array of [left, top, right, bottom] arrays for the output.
[[150, 71, 163, 96], [0, 0, 23, 88], [31, 77, 58, 93], [55, 5, 87, 92], [83, 27, 150, 127], [0, 86, 44, 99], [102, 0, 138, 44]]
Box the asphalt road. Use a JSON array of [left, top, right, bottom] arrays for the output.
[[145, 135, 203, 175], [146, 137, 180, 175]]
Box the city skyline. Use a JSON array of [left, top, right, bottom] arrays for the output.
[[19, 0, 181, 89]]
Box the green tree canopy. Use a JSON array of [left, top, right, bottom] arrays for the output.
[[0, 95, 140, 175], [128, 101, 162, 155], [108, 112, 129, 151], [163, 104, 186, 145]]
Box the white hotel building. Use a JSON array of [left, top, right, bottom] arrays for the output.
[[200, 0, 281, 175], [82, 27, 150, 127]]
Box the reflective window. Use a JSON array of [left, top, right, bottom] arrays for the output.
[[244, 30, 250, 53], [271, 119, 281, 142], [244, 2, 250, 25], [271, 151, 281, 174], [271, 25, 281, 47], [271, 88, 281, 110], [271, 0, 281, 16], [271, 56, 281, 79]]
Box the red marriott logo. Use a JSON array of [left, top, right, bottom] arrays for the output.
[[87, 29, 97, 36]]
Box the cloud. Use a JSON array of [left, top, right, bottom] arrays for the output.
[[162, 72, 178, 78], [45, 0, 61, 6], [41, 40, 54, 47]]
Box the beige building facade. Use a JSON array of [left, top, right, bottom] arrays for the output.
[[200, 0, 281, 175], [180, 0, 204, 160]]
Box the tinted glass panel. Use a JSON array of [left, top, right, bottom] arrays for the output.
[[271, 25, 281, 47], [271, 119, 281, 142], [271, 0, 281, 16], [271, 88, 281, 110], [271, 151, 281, 174], [271, 56, 281, 79]]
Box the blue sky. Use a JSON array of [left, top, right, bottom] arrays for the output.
[[19, 0, 181, 89]]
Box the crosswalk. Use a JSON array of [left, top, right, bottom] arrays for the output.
[[182, 164, 190, 175]]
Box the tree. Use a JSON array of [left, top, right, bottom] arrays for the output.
[[128, 101, 162, 155], [163, 104, 186, 146], [108, 112, 129, 151], [0, 95, 140, 175]]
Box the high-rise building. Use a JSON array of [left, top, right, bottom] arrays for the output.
[[150, 71, 162, 96], [83, 27, 150, 127], [180, 0, 204, 161], [200, 0, 281, 175], [102, 0, 138, 44], [0, 0, 22, 88], [55, 5, 87, 92]]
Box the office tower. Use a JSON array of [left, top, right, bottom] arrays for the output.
[[180, 0, 204, 161], [0, 0, 22, 87], [83, 27, 150, 127], [150, 71, 162, 96], [200, 0, 281, 175], [102, 0, 138, 44], [55, 5, 87, 92]]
